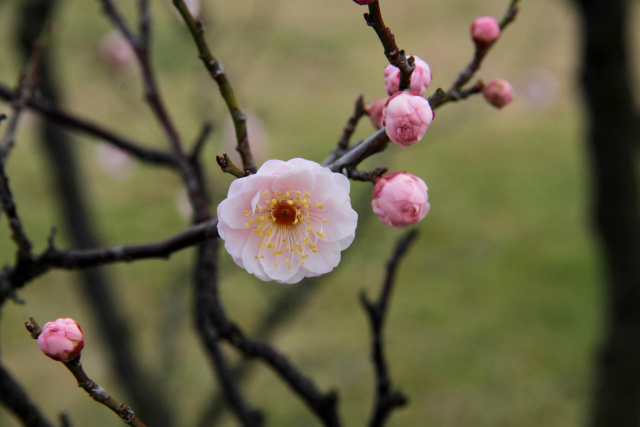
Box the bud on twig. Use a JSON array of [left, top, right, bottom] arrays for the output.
[[36, 318, 84, 363]]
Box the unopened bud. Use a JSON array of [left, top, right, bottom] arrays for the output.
[[366, 99, 386, 130], [384, 55, 432, 96], [383, 92, 434, 147], [372, 172, 430, 228], [37, 318, 84, 363], [471, 16, 501, 48], [484, 78, 514, 109]]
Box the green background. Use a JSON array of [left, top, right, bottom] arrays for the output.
[[0, 0, 618, 425]]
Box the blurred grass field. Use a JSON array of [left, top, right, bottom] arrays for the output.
[[0, 0, 612, 425]]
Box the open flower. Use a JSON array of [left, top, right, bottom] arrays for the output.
[[372, 172, 430, 228], [217, 158, 358, 284], [37, 318, 84, 363]]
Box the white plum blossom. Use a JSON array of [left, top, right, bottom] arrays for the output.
[[217, 158, 358, 284]]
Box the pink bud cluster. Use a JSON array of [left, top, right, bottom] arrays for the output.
[[37, 318, 84, 363], [384, 55, 432, 97], [364, 54, 435, 228]]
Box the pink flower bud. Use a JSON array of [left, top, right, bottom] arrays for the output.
[[353, 0, 375, 4], [384, 55, 432, 96], [372, 172, 430, 228], [483, 78, 514, 109], [99, 31, 136, 71], [471, 16, 501, 48], [366, 99, 386, 130], [383, 92, 434, 147], [37, 318, 84, 363]]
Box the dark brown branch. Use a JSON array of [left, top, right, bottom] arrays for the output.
[[197, 262, 341, 425], [0, 83, 178, 168], [323, 95, 366, 167], [364, 1, 414, 90], [361, 229, 418, 427], [428, 80, 485, 110], [41, 218, 219, 269], [0, 219, 219, 305], [0, 22, 48, 260], [0, 362, 55, 427], [346, 167, 388, 183], [217, 153, 250, 178], [97, 0, 210, 222], [194, 240, 263, 427], [325, 128, 389, 173]]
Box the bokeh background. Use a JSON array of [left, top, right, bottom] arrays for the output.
[[0, 0, 628, 425]]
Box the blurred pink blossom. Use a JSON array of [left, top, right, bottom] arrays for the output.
[[372, 172, 430, 228], [37, 318, 85, 363], [484, 78, 514, 109], [383, 91, 434, 147], [515, 68, 559, 111], [99, 31, 136, 71], [353, 0, 375, 4], [384, 55, 432, 96], [217, 158, 358, 284], [471, 16, 501, 48], [95, 143, 135, 180], [366, 99, 386, 130]]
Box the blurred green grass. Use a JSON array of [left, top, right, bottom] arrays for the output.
[[0, 0, 601, 426]]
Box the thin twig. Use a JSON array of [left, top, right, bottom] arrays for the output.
[[25, 319, 147, 427], [0, 24, 49, 260], [97, 0, 210, 222], [364, 0, 414, 90], [432, 0, 521, 110], [323, 95, 366, 167], [361, 229, 418, 427], [172, 0, 256, 174]]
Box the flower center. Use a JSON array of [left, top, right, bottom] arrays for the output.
[[243, 187, 328, 270], [272, 203, 297, 225]]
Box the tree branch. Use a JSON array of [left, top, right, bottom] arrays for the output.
[[0, 83, 178, 168], [361, 229, 418, 427], [172, 0, 257, 174]]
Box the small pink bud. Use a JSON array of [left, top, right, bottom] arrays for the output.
[[383, 92, 434, 147], [37, 318, 84, 363], [471, 16, 501, 48], [353, 0, 375, 4], [372, 172, 430, 228], [484, 78, 514, 109], [99, 31, 136, 71], [384, 55, 432, 96], [366, 99, 386, 130]]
